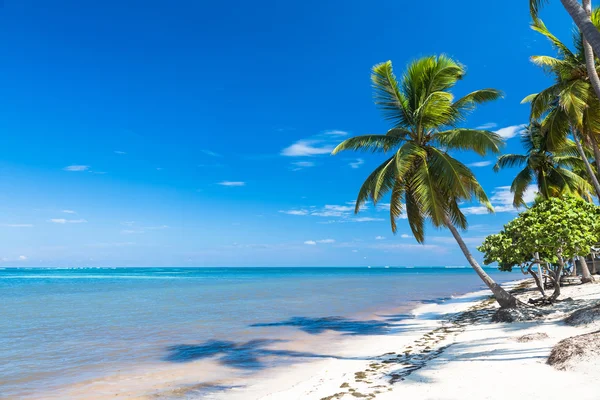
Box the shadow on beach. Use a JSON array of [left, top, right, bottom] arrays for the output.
[[163, 338, 351, 369]]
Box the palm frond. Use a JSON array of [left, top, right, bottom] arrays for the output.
[[541, 107, 570, 151], [511, 167, 534, 208], [410, 161, 447, 227], [353, 156, 395, 213], [434, 129, 504, 156], [494, 154, 528, 172], [389, 179, 405, 233], [529, 0, 548, 20], [332, 135, 403, 154], [404, 185, 425, 243], [371, 61, 413, 128], [452, 89, 503, 117], [531, 18, 577, 62]]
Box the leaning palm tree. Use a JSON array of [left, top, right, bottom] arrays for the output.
[[524, 16, 600, 198], [332, 56, 518, 308], [494, 122, 593, 206], [531, 0, 600, 61], [532, 0, 600, 101]]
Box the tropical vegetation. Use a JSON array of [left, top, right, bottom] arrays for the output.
[[478, 197, 600, 303], [332, 1, 600, 309]]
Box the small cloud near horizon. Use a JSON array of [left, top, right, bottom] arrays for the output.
[[375, 236, 385, 240], [63, 165, 90, 172], [49, 218, 88, 224], [114, 151, 127, 155], [201, 149, 222, 157], [62, 210, 77, 214], [304, 239, 335, 245], [218, 181, 246, 187]]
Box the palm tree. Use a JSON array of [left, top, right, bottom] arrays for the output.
[[494, 122, 593, 206], [524, 17, 600, 198], [531, 0, 600, 59], [332, 56, 518, 308]]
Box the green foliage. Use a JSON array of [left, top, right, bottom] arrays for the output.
[[493, 123, 593, 207], [525, 12, 600, 151], [478, 197, 600, 270], [332, 56, 501, 241]]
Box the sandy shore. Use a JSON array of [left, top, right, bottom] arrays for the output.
[[206, 279, 600, 400]]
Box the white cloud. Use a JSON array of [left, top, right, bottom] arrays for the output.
[[352, 249, 358, 253], [1, 223, 33, 228], [201, 149, 222, 157], [279, 209, 309, 216], [304, 239, 335, 245], [461, 206, 490, 215], [218, 181, 246, 187], [400, 234, 410, 238], [121, 229, 144, 234], [323, 130, 348, 136], [62, 210, 77, 214], [462, 185, 538, 215], [121, 221, 135, 226], [495, 124, 527, 140], [63, 165, 90, 172], [317, 239, 335, 244], [349, 158, 364, 169], [281, 140, 334, 157], [49, 218, 87, 224], [354, 217, 384, 222], [376, 202, 391, 211], [280, 203, 384, 223], [375, 236, 385, 240], [476, 123, 498, 130], [114, 150, 126, 155], [281, 130, 348, 157], [468, 161, 493, 168], [18, 255, 27, 261]]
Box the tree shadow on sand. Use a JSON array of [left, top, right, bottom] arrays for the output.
[[250, 316, 395, 336], [164, 338, 350, 370]]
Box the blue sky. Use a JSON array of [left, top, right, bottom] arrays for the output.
[[0, 1, 576, 267]]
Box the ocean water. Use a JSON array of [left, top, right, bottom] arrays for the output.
[[0, 267, 516, 398]]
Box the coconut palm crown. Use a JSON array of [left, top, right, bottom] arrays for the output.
[[332, 56, 503, 243], [494, 122, 592, 207]]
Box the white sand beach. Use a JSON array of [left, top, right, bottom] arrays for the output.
[[208, 280, 600, 400]]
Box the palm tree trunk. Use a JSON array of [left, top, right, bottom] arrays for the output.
[[590, 134, 600, 180], [550, 257, 565, 301], [561, 0, 600, 57], [573, 128, 600, 198], [444, 216, 518, 308], [579, 255, 595, 283], [582, 0, 600, 100]]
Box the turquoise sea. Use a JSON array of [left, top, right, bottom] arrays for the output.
[[0, 267, 516, 398]]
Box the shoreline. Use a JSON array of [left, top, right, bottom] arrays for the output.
[[206, 278, 600, 400], [25, 275, 600, 400], [25, 278, 520, 400], [203, 280, 530, 400]]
